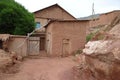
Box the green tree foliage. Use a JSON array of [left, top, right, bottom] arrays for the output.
[[0, 0, 35, 35]]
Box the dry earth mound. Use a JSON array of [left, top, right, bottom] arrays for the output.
[[74, 15, 120, 80]]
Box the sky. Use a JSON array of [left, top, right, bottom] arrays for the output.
[[15, 0, 120, 18]]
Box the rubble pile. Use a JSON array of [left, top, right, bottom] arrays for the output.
[[0, 49, 22, 73], [0, 49, 12, 71]]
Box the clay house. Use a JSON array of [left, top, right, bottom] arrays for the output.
[[32, 4, 89, 56], [44, 20, 88, 56], [0, 4, 88, 57], [34, 4, 76, 29], [82, 10, 120, 27], [79, 10, 120, 34], [89, 10, 120, 27]]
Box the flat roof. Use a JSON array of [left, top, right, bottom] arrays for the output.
[[44, 19, 89, 28]]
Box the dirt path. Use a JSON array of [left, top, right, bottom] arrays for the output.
[[1, 56, 78, 80]]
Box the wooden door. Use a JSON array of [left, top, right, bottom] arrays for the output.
[[40, 37, 45, 50], [0, 40, 3, 49], [62, 39, 70, 56]]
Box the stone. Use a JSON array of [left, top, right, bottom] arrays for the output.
[[82, 40, 120, 80]]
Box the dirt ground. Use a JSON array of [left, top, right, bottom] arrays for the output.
[[0, 56, 79, 80]]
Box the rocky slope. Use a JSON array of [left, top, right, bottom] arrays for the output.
[[87, 15, 120, 41], [74, 40, 120, 80], [74, 15, 120, 80], [109, 24, 120, 39]]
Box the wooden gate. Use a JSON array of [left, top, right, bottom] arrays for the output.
[[28, 36, 45, 55], [28, 37, 40, 55]]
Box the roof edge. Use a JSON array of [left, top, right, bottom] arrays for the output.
[[33, 4, 76, 19], [44, 19, 89, 28], [102, 10, 120, 15]]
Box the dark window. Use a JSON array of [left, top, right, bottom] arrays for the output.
[[36, 22, 41, 29]]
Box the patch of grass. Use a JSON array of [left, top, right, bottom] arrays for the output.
[[86, 33, 94, 42]]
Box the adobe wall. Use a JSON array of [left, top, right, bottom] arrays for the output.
[[8, 36, 28, 57], [45, 23, 53, 55], [34, 6, 76, 20], [89, 11, 120, 27], [46, 21, 88, 56]]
